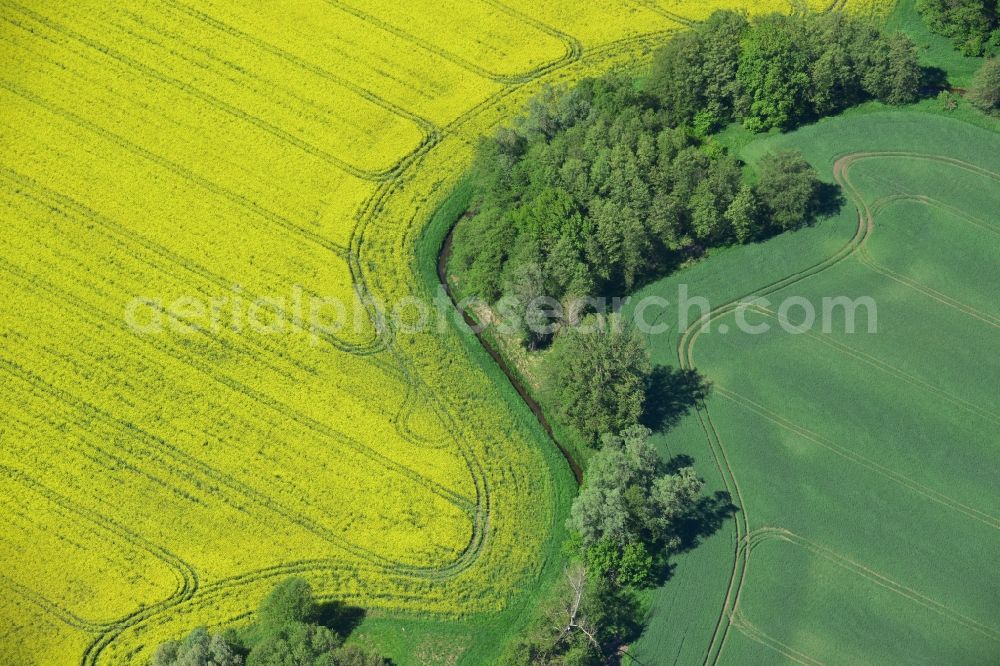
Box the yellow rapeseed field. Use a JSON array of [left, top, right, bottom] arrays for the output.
[[0, 0, 892, 663]]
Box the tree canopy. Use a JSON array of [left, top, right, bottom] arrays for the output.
[[568, 426, 704, 586], [970, 57, 1000, 111], [453, 73, 751, 316], [152, 579, 389, 666], [453, 11, 912, 343], [153, 627, 243, 666], [650, 10, 922, 132], [501, 564, 641, 666], [917, 0, 1000, 56], [547, 318, 652, 446], [246, 624, 342, 666], [753, 151, 826, 231]]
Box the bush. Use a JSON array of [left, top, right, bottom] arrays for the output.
[[970, 58, 1000, 112], [152, 627, 242, 666], [246, 624, 340, 666], [328, 645, 391, 666]]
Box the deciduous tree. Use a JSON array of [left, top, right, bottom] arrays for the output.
[[153, 627, 242, 666], [548, 320, 651, 445], [753, 150, 823, 231], [970, 58, 1000, 111], [568, 426, 704, 586], [917, 0, 1000, 56]]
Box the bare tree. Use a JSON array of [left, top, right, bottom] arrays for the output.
[[551, 564, 600, 649]]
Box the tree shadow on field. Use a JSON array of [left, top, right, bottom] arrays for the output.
[[659, 463, 739, 562], [921, 65, 950, 95], [316, 600, 366, 638], [674, 490, 739, 554], [641, 365, 712, 432], [751, 180, 847, 244], [639, 364, 740, 588], [646, 489, 739, 587], [811, 181, 846, 220]]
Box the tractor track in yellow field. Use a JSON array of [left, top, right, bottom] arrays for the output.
[[69, 26, 678, 665]]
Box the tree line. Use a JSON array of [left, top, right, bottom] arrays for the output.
[[650, 10, 921, 132], [504, 423, 713, 665], [468, 10, 929, 663], [452, 10, 920, 350], [505, 316, 730, 663]]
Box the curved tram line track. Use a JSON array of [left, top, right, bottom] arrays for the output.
[[679, 151, 1000, 665], [67, 26, 674, 666], [729, 523, 1000, 664]]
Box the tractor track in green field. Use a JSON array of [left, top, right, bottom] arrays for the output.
[[679, 151, 1000, 665], [747, 303, 1000, 426], [710, 384, 1000, 530], [734, 527, 1000, 649]]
